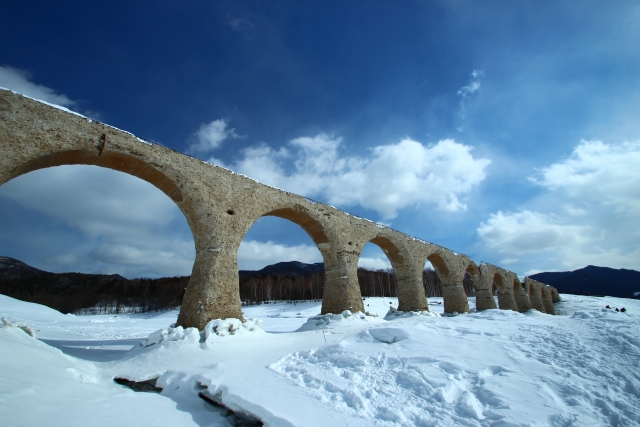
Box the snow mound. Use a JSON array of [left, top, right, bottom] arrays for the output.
[[384, 308, 439, 320], [296, 310, 385, 331], [140, 325, 201, 347], [140, 318, 265, 347], [204, 317, 264, 340]]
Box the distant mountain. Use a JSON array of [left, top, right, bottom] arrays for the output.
[[531, 265, 640, 299], [240, 261, 324, 277], [0, 256, 127, 284], [0, 256, 185, 313]]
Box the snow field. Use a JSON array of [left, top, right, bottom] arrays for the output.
[[1, 294, 639, 426]]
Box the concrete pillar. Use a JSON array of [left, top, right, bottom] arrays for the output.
[[442, 277, 470, 313], [321, 248, 365, 314], [497, 284, 519, 311], [396, 259, 429, 312], [177, 248, 244, 329], [525, 278, 546, 313], [542, 286, 556, 315], [475, 264, 498, 311], [510, 274, 532, 312]]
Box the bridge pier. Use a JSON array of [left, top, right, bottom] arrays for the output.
[[321, 248, 365, 315], [474, 265, 498, 311], [525, 278, 546, 313], [542, 286, 556, 315], [509, 273, 532, 312], [396, 259, 429, 312], [177, 249, 244, 330], [496, 284, 519, 311]]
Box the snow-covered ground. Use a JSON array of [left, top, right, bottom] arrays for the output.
[[1, 293, 639, 426]]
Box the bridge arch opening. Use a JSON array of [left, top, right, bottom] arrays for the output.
[[9, 149, 184, 203], [357, 240, 396, 302], [423, 257, 443, 298], [0, 163, 195, 314], [492, 273, 505, 308], [464, 264, 477, 297], [236, 207, 326, 329]]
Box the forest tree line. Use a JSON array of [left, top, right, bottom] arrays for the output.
[[2, 259, 474, 314], [238, 267, 475, 305]]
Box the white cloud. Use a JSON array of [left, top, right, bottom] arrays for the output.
[[358, 257, 392, 271], [0, 65, 74, 107], [213, 134, 490, 219], [478, 210, 593, 256], [531, 140, 640, 214], [0, 166, 195, 278], [238, 240, 322, 271], [478, 140, 640, 272], [187, 119, 240, 154]]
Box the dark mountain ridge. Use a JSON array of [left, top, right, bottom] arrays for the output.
[[530, 265, 640, 299], [240, 261, 324, 277]]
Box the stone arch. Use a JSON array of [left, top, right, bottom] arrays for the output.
[[465, 262, 480, 277], [7, 150, 183, 203], [426, 253, 450, 277], [263, 207, 330, 248], [425, 252, 470, 314], [233, 202, 364, 316], [0, 151, 223, 328], [360, 235, 428, 312]]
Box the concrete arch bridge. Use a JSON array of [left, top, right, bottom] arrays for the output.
[[0, 89, 559, 329]]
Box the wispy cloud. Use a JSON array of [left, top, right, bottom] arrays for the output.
[[228, 17, 255, 33], [0, 65, 75, 107], [458, 69, 484, 99], [456, 69, 484, 132]]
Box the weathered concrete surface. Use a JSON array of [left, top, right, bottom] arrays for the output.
[[473, 264, 520, 312], [508, 273, 532, 313], [541, 286, 556, 315], [0, 89, 558, 328], [525, 278, 547, 313]]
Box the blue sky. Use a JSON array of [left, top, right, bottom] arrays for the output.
[[1, 1, 639, 278]]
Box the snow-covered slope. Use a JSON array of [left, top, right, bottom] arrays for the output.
[[1, 294, 639, 426]]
